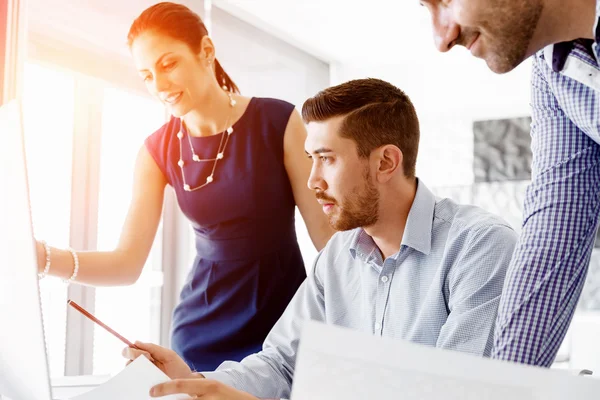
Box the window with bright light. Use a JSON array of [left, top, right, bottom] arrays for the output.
[[22, 62, 75, 378], [93, 87, 166, 375]]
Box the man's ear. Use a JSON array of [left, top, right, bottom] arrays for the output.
[[375, 145, 403, 183]]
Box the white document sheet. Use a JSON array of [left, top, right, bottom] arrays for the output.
[[291, 321, 600, 400], [64, 356, 192, 400]]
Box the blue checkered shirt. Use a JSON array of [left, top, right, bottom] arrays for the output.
[[202, 180, 517, 399], [492, 4, 600, 366]]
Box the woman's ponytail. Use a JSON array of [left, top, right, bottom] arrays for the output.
[[214, 59, 240, 94]]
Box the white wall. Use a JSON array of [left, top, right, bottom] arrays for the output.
[[331, 52, 533, 187], [211, 7, 329, 107]]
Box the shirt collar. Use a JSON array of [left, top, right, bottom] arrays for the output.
[[549, 3, 600, 72], [400, 179, 435, 255], [595, 0, 600, 44], [348, 229, 380, 263], [348, 178, 436, 261]]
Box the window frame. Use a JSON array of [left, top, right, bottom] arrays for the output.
[[26, 33, 179, 377]]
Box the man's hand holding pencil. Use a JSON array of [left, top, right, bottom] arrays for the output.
[[68, 299, 259, 399], [122, 341, 193, 380]]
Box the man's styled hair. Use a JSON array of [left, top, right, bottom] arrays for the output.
[[302, 78, 420, 177]]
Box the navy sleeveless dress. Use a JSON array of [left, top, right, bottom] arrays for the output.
[[144, 98, 307, 371]]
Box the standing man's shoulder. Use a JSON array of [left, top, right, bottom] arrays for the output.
[[532, 41, 600, 93]]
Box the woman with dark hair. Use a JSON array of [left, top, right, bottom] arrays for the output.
[[35, 2, 333, 371]]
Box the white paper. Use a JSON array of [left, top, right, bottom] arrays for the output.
[[64, 356, 192, 400], [291, 321, 600, 400]]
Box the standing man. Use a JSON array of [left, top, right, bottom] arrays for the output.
[[420, 0, 600, 366]]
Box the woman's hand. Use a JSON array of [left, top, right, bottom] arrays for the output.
[[122, 341, 192, 380], [35, 240, 47, 273], [150, 378, 260, 399]]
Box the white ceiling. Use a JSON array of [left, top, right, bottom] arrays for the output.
[[26, 0, 444, 65], [25, 0, 531, 121], [215, 0, 441, 64]]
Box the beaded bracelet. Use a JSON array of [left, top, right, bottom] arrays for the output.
[[64, 247, 79, 285], [37, 240, 51, 279]]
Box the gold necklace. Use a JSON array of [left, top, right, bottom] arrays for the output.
[[177, 92, 237, 192]]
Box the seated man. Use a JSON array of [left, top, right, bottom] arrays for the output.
[[124, 78, 518, 400]]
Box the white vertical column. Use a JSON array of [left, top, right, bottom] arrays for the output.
[[2, 3, 36, 399], [158, 187, 193, 348], [0, 0, 26, 105], [204, 0, 213, 35], [63, 77, 104, 376]]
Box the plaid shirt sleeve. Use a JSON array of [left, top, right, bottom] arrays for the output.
[[491, 55, 600, 366]]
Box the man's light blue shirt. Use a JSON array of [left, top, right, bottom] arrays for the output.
[[202, 179, 517, 399]]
